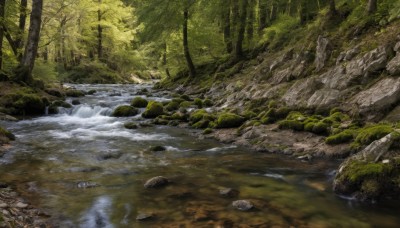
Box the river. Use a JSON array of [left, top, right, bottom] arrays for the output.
[[0, 84, 399, 227]]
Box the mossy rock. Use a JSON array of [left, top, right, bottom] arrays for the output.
[[168, 120, 180, 126], [203, 99, 213, 107], [65, 89, 85, 97], [354, 124, 393, 146], [215, 113, 245, 128], [13, 93, 46, 115], [180, 94, 192, 101], [131, 97, 148, 108], [87, 90, 97, 95], [189, 109, 208, 123], [179, 101, 193, 109], [0, 127, 15, 141], [71, 99, 81, 105], [48, 100, 72, 114], [124, 122, 138, 129], [192, 119, 210, 129], [304, 121, 330, 135], [165, 101, 180, 111], [171, 112, 188, 121], [203, 128, 213, 135], [172, 98, 185, 104], [194, 98, 203, 108], [153, 117, 169, 125], [326, 129, 357, 145], [112, 106, 139, 117], [45, 88, 65, 98], [278, 120, 304, 131], [149, 145, 166, 152], [242, 110, 257, 120], [142, 101, 164, 119]]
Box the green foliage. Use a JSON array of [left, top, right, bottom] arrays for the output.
[[61, 61, 123, 84], [112, 105, 139, 117], [260, 14, 299, 49], [215, 113, 245, 128], [131, 97, 148, 108], [32, 60, 59, 83], [203, 128, 213, 135], [142, 101, 164, 118]]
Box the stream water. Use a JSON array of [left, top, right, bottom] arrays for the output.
[[1, 84, 400, 227]]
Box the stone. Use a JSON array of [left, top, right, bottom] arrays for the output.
[[232, 200, 254, 211], [15, 202, 28, 209], [351, 77, 400, 118], [219, 188, 239, 198], [144, 176, 169, 188], [315, 36, 332, 71], [282, 77, 321, 108], [307, 89, 341, 110], [71, 99, 81, 105], [0, 182, 8, 188], [0, 203, 7, 208], [136, 213, 154, 221], [76, 181, 98, 189], [386, 53, 400, 75], [382, 159, 390, 164], [0, 113, 18, 121]]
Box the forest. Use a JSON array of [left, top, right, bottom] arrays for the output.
[[1, 0, 400, 227]]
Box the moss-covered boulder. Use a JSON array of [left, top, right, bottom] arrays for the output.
[[142, 101, 164, 118], [325, 129, 357, 145], [11, 93, 46, 115], [45, 88, 65, 98], [112, 105, 139, 117], [131, 97, 148, 108], [124, 122, 138, 129], [215, 113, 245, 128], [65, 89, 85, 97], [165, 101, 180, 111], [0, 127, 15, 144], [179, 101, 193, 109], [48, 100, 72, 114], [194, 98, 203, 108]]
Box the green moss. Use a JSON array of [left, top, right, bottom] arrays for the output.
[[344, 161, 392, 183], [14, 93, 45, 115], [268, 100, 278, 109], [203, 128, 213, 134], [326, 129, 357, 145], [278, 120, 304, 131], [65, 89, 85, 97], [194, 98, 203, 108], [189, 109, 208, 123], [153, 117, 169, 125], [124, 122, 138, 129], [48, 100, 72, 114], [192, 119, 210, 129], [142, 101, 164, 118], [203, 99, 213, 107], [165, 101, 180, 111], [360, 179, 380, 197], [131, 97, 148, 108], [215, 113, 245, 128], [171, 112, 188, 121], [0, 127, 15, 141], [179, 101, 193, 108], [172, 98, 185, 104], [304, 121, 330, 135], [180, 94, 192, 101], [354, 124, 393, 146], [242, 110, 257, 120], [112, 105, 139, 117]]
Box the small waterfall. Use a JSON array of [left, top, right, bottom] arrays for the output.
[[71, 106, 113, 118]]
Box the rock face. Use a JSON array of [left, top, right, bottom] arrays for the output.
[[351, 77, 400, 119], [333, 132, 400, 201], [387, 41, 400, 75], [144, 176, 169, 188], [282, 78, 321, 108], [315, 36, 332, 71]]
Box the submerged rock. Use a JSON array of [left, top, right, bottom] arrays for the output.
[[112, 105, 139, 117], [144, 176, 169, 188], [149, 145, 166, 152], [76, 181, 99, 189], [232, 200, 254, 211], [219, 188, 239, 198], [136, 213, 155, 221]]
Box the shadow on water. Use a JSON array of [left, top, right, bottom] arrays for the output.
[[1, 84, 400, 227]]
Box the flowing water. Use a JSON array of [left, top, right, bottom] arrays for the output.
[[1, 84, 400, 227]]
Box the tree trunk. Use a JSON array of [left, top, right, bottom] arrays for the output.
[[270, 1, 278, 22], [367, 0, 377, 14], [247, 0, 254, 45], [329, 0, 337, 15], [19, 0, 43, 83], [97, 0, 103, 60], [258, 0, 268, 34], [232, 0, 239, 48], [183, 8, 195, 77], [16, 0, 27, 60], [234, 0, 248, 60], [163, 42, 171, 78], [223, 0, 232, 53], [0, 0, 5, 70]]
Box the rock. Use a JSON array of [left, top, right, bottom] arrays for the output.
[[219, 188, 239, 198], [351, 77, 400, 119], [131, 97, 148, 108], [297, 154, 312, 161], [76, 181, 98, 189], [144, 176, 169, 188], [124, 122, 138, 129], [215, 113, 245, 128], [87, 90, 97, 95], [0, 203, 7, 208], [0, 182, 8, 188], [232, 200, 254, 211], [142, 101, 164, 119], [346, 45, 393, 80], [112, 105, 139, 117], [98, 152, 122, 160], [386, 53, 400, 75], [71, 99, 81, 105], [336, 46, 360, 64], [0, 113, 18, 121], [149, 145, 166, 152], [382, 159, 390, 164], [136, 213, 154, 221], [65, 89, 85, 97], [15, 202, 28, 208], [45, 88, 65, 98], [315, 35, 332, 71], [307, 89, 341, 110], [282, 77, 321, 108]]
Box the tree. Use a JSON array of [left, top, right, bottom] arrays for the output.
[[329, 0, 337, 16], [234, 0, 248, 60], [221, 0, 232, 53], [183, 5, 196, 77], [18, 0, 43, 83], [367, 0, 377, 14], [0, 0, 5, 70]]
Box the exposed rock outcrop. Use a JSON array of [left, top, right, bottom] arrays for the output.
[[315, 36, 332, 71]]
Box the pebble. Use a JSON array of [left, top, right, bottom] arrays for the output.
[[0, 203, 7, 208], [15, 202, 28, 208], [232, 200, 254, 211], [219, 188, 239, 198], [144, 176, 169, 188], [136, 213, 154, 221]]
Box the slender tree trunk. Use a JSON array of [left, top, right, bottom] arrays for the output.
[[16, 0, 27, 60], [270, 1, 277, 22], [367, 0, 377, 14], [43, 46, 48, 62], [183, 8, 195, 77], [97, 0, 103, 60], [0, 0, 5, 70], [232, 0, 239, 48], [234, 0, 248, 60], [329, 0, 337, 15], [223, 0, 232, 53], [60, 16, 67, 69], [299, 0, 308, 25], [19, 0, 43, 83], [247, 0, 254, 45], [258, 0, 268, 34], [163, 42, 170, 78]]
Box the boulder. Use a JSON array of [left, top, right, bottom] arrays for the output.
[[136, 213, 155, 221], [232, 200, 254, 211], [307, 89, 341, 110], [282, 77, 321, 108], [142, 101, 164, 119], [215, 113, 245, 128], [112, 105, 139, 117], [131, 97, 148, 108], [315, 36, 332, 71], [351, 77, 400, 118], [144, 176, 169, 188], [219, 188, 239, 198], [336, 46, 360, 64], [386, 53, 400, 75]]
